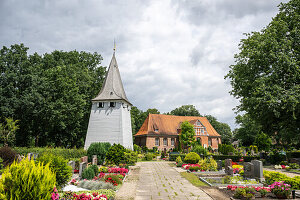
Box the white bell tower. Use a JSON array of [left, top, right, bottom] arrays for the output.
[[84, 51, 133, 150]]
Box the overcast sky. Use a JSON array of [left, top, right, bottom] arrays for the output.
[[0, 0, 286, 129]]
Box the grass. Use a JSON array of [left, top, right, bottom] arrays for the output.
[[180, 172, 209, 187]]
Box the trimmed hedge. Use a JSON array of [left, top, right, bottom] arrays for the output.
[[13, 147, 86, 159], [287, 151, 300, 159], [212, 155, 260, 162]]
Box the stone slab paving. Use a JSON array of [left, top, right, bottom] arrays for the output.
[[135, 162, 213, 200]]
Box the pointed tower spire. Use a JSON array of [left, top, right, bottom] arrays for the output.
[[92, 52, 131, 105]]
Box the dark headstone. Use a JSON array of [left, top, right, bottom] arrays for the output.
[[243, 162, 254, 178], [251, 160, 264, 182], [217, 160, 222, 171]]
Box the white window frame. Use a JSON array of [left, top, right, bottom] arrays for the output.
[[171, 138, 175, 146], [155, 138, 160, 146], [163, 138, 168, 146]]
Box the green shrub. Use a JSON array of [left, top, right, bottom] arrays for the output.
[[105, 144, 126, 165], [144, 153, 154, 161], [87, 142, 111, 165], [212, 155, 259, 162], [289, 163, 299, 169], [263, 171, 300, 189], [184, 152, 200, 164], [218, 144, 235, 155], [124, 150, 138, 165], [176, 156, 182, 163], [169, 154, 186, 161], [268, 150, 287, 164], [13, 147, 86, 159], [189, 166, 200, 172], [0, 159, 56, 199], [82, 167, 96, 180], [192, 145, 207, 157], [0, 146, 18, 167], [287, 150, 300, 159], [90, 164, 99, 176], [233, 187, 255, 199], [133, 144, 142, 153], [37, 152, 72, 188]]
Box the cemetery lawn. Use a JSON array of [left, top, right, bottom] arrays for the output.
[[180, 172, 208, 187]]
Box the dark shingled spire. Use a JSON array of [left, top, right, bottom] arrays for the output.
[[92, 53, 131, 105]]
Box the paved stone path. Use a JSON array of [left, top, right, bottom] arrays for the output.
[[135, 162, 213, 200]]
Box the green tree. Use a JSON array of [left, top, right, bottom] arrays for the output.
[[0, 44, 106, 147], [254, 132, 272, 151], [225, 0, 300, 147], [0, 118, 19, 146], [170, 105, 202, 116], [205, 115, 232, 144], [180, 121, 195, 150], [233, 114, 261, 146]]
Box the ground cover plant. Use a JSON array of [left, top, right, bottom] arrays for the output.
[[0, 159, 56, 199]]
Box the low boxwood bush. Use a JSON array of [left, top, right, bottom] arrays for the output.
[[37, 152, 72, 188], [0, 159, 56, 199], [0, 146, 18, 167], [82, 167, 96, 180], [184, 152, 200, 164], [105, 144, 126, 165], [87, 142, 111, 165], [263, 171, 300, 190], [13, 147, 86, 159], [169, 154, 186, 161]]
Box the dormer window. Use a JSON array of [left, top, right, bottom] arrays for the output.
[[110, 102, 116, 107], [98, 102, 104, 108], [154, 129, 159, 132]]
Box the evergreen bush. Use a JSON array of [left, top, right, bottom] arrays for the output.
[[124, 151, 138, 165], [37, 152, 72, 188], [0, 159, 56, 199], [184, 152, 200, 164], [87, 142, 111, 165], [0, 146, 18, 167], [133, 144, 142, 153], [192, 145, 207, 157], [82, 167, 96, 180], [90, 164, 99, 176], [105, 144, 126, 165]]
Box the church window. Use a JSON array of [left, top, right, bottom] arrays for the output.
[[109, 102, 116, 107], [98, 102, 104, 108], [155, 138, 160, 146], [163, 138, 168, 146], [171, 138, 175, 146]]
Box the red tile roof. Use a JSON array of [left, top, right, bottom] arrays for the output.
[[135, 114, 220, 137]]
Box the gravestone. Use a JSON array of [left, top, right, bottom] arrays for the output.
[[217, 160, 222, 171], [27, 153, 33, 160], [251, 160, 264, 182], [224, 159, 232, 175], [243, 162, 254, 178], [92, 155, 98, 165], [80, 156, 88, 163], [79, 162, 87, 177], [227, 166, 234, 175], [68, 160, 75, 171]]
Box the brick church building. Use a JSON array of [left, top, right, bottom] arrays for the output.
[[134, 114, 221, 151]]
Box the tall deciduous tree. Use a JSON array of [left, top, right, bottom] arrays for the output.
[[205, 115, 232, 144], [0, 44, 106, 147], [180, 121, 195, 150], [225, 0, 300, 146], [0, 118, 19, 146], [169, 105, 202, 116]]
